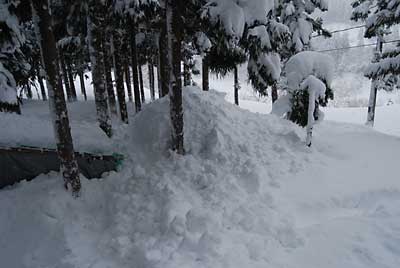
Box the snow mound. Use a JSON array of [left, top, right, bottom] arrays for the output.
[[0, 87, 309, 268], [2, 87, 400, 268]]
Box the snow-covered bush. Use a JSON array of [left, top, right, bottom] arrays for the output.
[[273, 51, 334, 146]]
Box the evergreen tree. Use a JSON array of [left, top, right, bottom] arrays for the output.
[[166, 0, 185, 154], [272, 0, 332, 125], [0, 0, 27, 113], [31, 0, 81, 196], [351, 0, 399, 126], [87, 0, 113, 137]]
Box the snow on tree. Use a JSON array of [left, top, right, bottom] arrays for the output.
[[275, 0, 331, 58], [203, 0, 290, 97], [31, 0, 81, 196], [351, 0, 400, 126], [0, 0, 26, 113], [273, 51, 334, 146]]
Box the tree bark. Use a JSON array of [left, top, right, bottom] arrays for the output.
[[148, 61, 155, 101], [112, 32, 129, 124], [31, 0, 81, 196], [202, 55, 209, 91], [78, 71, 87, 101], [66, 58, 77, 101], [138, 64, 145, 103], [102, 38, 117, 115], [129, 20, 141, 113], [87, 4, 112, 137], [59, 52, 73, 102], [234, 65, 239, 106], [167, 0, 185, 154]]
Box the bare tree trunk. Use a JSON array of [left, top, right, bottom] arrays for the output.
[[234, 65, 239, 106], [123, 59, 133, 102], [78, 71, 87, 101], [37, 66, 47, 101], [87, 4, 112, 137], [103, 38, 117, 115], [66, 58, 77, 101], [59, 53, 73, 102], [167, 0, 185, 154], [202, 56, 209, 91], [31, 0, 81, 196], [138, 64, 145, 103], [271, 82, 278, 104], [112, 33, 129, 124], [148, 61, 155, 101], [129, 19, 141, 113]]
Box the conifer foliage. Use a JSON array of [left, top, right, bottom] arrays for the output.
[[0, 0, 26, 113]]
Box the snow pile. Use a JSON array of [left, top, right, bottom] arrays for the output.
[[2, 87, 400, 268], [0, 87, 308, 268]]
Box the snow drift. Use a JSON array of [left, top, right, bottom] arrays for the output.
[[1, 87, 400, 268]]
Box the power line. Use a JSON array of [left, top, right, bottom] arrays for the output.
[[312, 24, 366, 38], [316, 39, 400, 53]]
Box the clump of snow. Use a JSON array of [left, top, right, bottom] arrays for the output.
[[285, 51, 334, 91]]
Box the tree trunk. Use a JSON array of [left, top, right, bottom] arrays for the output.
[[159, 18, 169, 97], [306, 92, 316, 147], [59, 53, 73, 102], [87, 6, 112, 137], [157, 50, 162, 98], [366, 36, 383, 127], [138, 64, 145, 103], [148, 62, 155, 101], [271, 82, 278, 104], [37, 66, 47, 101], [66, 59, 77, 101], [234, 65, 239, 106], [31, 0, 81, 196], [112, 32, 129, 124], [26, 83, 33, 99], [129, 20, 141, 113], [78, 71, 87, 101], [102, 38, 117, 115], [123, 59, 133, 102], [167, 0, 185, 154], [183, 61, 191, 86], [202, 56, 209, 91]]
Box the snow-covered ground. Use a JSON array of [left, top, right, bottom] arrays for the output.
[[1, 86, 400, 268]]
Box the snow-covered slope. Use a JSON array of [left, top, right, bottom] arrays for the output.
[[1, 88, 400, 268]]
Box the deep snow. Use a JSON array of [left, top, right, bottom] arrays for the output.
[[1, 87, 400, 268]]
